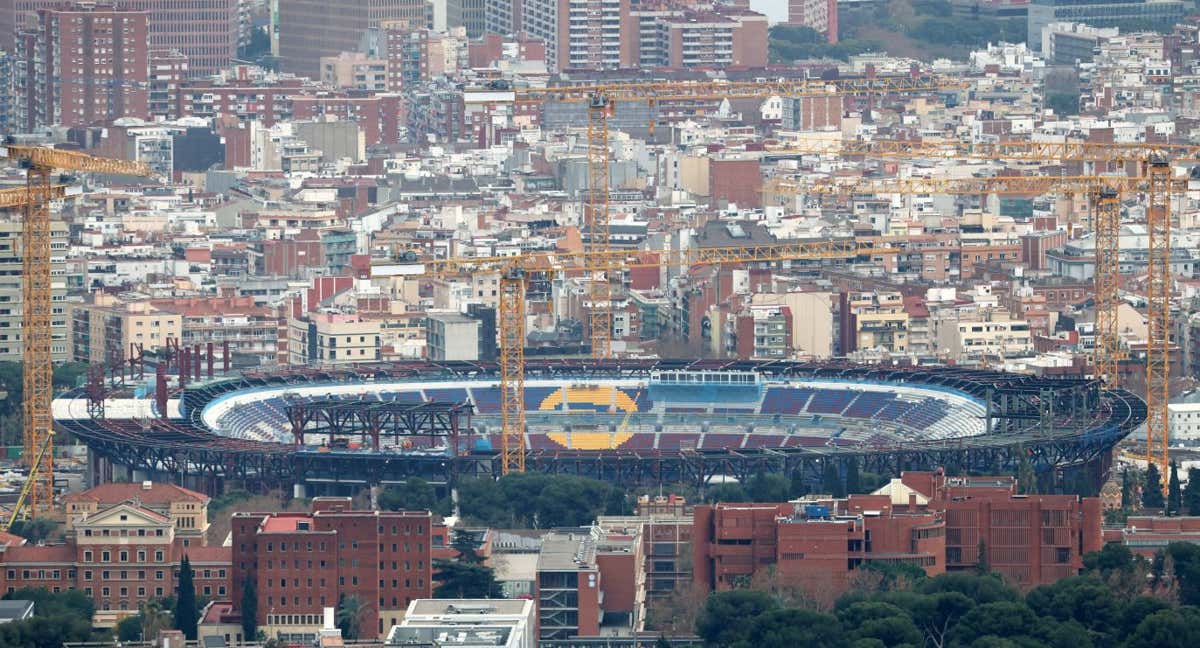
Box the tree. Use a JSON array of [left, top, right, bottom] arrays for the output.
[[7, 518, 58, 543], [789, 469, 807, 498], [52, 362, 89, 389], [746, 470, 790, 502], [1185, 467, 1200, 516], [116, 615, 143, 641], [3, 587, 95, 619], [0, 589, 101, 648], [704, 482, 748, 503], [655, 634, 671, 648], [240, 576, 258, 641], [433, 559, 502, 598], [1143, 464, 1165, 509], [822, 460, 845, 497], [140, 599, 173, 642], [976, 539, 989, 575], [1121, 469, 1136, 510], [604, 486, 633, 516], [174, 555, 198, 640], [452, 529, 484, 564], [1017, 454, 1037, 495], [377, 477, 450, 516], [1168, 462, 1182, 515], [695, 590, 778, 647], [845, 457, 862, 494], [336, 594, 366, 640], [1125, 607, 1200, 648]]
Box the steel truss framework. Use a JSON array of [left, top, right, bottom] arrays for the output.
[[62, 361, 1144, 494], [285, 399, 472, 452]]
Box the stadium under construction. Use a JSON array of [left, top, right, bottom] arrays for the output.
[[54, 360, 1146, 496]]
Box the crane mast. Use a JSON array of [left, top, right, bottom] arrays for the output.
[[0, 145, 152, 512]]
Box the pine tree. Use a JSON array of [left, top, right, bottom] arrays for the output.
[[1121, 469, 1134, 510], [1186, 467, 1200, 516], [240, 575, 257, 641], [174, 555, 198, 640], [1168, 462, 1183, 515], [976, 539, 989, 575], [1143, 463, 1165, 509]]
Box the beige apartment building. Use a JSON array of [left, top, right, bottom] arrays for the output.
[[849, 291, 909, 354], [936, 311, 1034, 363], [319, 52, 389, 91], [70, 294, 183, 364], [288, 313, 381, 365]]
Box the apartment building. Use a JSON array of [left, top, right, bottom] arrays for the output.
[[788, 0, 838, 44], [0, 219, 69, 363], [231, 498, 433, 639], [14, 4, 150, 130], [148, 49, 188, 120], [657, 8, 768, 69], [522, 0, 634, 72], [70, 294, 183, 364], [4, 0, 237, 78], [937, 311, 1034, 362], [287, 312, 382, 365], [150, 296, 280, 367], [319, 52, 389, 91], [277, 0, 426, 77], [848, 291, 910, 354], [732, 306, 793, 359], [425, 312, 481, 361]]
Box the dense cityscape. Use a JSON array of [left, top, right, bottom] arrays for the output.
[[0, 0, 1200, 646]]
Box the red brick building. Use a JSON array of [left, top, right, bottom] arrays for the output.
[[709, 158, 763, 209], [231, 497, 434, 639], [15, 3, 150, 130], [693, 497, 944, 599], [0, 482, 230, 624], [693, 471, 1103, 596]]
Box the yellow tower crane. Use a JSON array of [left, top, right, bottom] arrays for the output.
[[0, 144, 152, 513], [395, 238, 893, 474], [512, 75, 964, 360], [768, 170, 1190, 486]]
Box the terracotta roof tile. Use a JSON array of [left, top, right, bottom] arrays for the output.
[[62, 482, 209, 506]]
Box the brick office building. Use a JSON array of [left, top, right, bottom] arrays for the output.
[[693, 497, 945, 597], [0, 482, 231, 623], [231, 497, 434, 639], [693, 470, 1103, 596]]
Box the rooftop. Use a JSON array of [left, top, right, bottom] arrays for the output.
[[63, 481, 208, 505], [537, 528, 598, 572]]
